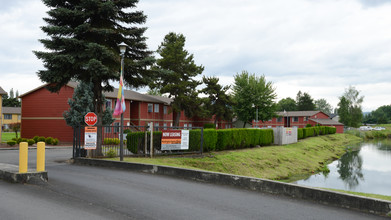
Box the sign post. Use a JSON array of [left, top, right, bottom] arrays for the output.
[[84, 112, 98, 153]]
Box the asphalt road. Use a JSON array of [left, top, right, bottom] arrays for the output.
[[0, 148, 387, 219]]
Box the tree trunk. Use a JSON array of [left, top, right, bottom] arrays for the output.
[[92, 81, 103, 157], [173, 111, 181, 127]]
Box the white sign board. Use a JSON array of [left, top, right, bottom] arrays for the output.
[[85, 126, 97, 150], [161, 130, 189, 150]]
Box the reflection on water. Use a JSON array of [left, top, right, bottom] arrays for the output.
[[337, 150, 363, 189], [296, 139, 391, 196]]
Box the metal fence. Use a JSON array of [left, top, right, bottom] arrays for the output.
[[73, 125, 204, 158]]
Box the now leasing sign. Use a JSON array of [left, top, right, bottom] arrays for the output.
[[161, 130, 189, 150]]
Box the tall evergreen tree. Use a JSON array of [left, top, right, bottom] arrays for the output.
[[232, 71, 276, 127], [63, 81, 114, 127], [34, 0, 154, 154], [296, 91, 315, 111], [152, 32, 204, 126], [200, 76, 233, 128]]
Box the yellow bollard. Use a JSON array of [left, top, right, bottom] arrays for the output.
[[19, 142, 28, 173], [37, 142, 45, 172]]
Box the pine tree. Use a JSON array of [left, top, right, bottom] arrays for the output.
[[152, 32, 204, 126], [63, 81, 114, 127], [34, 0, 154, 154], [296, 91, 315, 111], [200, 76, 233, 128]]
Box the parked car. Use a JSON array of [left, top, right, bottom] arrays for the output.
[[359, 126, 373, 131], [373, 127, 386, 131]]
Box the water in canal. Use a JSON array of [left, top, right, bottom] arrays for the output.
[[295, 139, 391, 196]]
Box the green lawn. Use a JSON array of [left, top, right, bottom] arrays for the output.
[[1, 132, 16, 143]]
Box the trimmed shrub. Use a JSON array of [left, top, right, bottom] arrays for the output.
[[127, 132, 145, 154], [259, 129, 274, 146], [216, 129, 233, 151], [124, 129, 131, 134], [103, 138, 120, 145], [188, 129, 201, 151], [45, 137, 54, 145], [306, 124, 312, 128], [203, 123, 215, 129], [298, 128, 304, 139], [33, 136, 40, 143], [52, 138, 59, 145], [203, 129, 217, 152], [7, 141, 16, 146], [27, 139, 35, 146], [38, 136, 46, 142]]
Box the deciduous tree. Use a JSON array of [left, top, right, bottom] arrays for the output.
[[232, 71, 276, 127], [338, 86, 364, 127], [315, 98, 333, 115], [276, 97, 297, 111], [296, 91, 315, 111]]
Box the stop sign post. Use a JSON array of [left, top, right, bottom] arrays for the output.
[[84, 112, 97, 126]]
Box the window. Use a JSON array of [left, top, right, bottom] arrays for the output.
[[148, 103, 153, 112], [304, 117, 308, 122], [164, 106, 168, 114], [105, 125, 112, 133], [4, 114, 12, 120], [292, 117, 299, 122], [155, 122, 159, 131], [184, 123, 187, 128], [106, 99, 112, 110], [277, 117, 282, 122], [154, 104, 159, 113], [189, 124, 192, 129], [114, 122, 120, 133], [18, 115, 21, 120], [163, 123, 167, 129]]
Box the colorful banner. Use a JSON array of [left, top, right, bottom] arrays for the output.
[[161, 130, 189, 150]]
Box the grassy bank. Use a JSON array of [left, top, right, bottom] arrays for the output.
[[109, 134, 361, 181], [346, 125, 391, 139], [1, 132, 16, 143]]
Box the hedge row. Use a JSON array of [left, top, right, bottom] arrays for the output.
[[126, 128, 274, 154], [7, 136, 59, 146], [297, 126, 337, 139]]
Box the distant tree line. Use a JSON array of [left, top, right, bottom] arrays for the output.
[[362, 105, 391, 124]]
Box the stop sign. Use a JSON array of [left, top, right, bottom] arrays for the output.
[[84, 112, 97, 126]]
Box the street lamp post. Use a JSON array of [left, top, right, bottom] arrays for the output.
[[252, 104, 258, 127], [119, 43, 126, 161]]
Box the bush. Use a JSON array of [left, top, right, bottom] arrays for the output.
[[38, 136, 46, 142], [259, 129, 274, 146], [216, 129, 233, 151], [298, 128, 304, 139], [27, 139, 35, 146], [103, 138, 120, 145], [7, 141, 16, 146], [306, 124, 312, 128], [203, 123, 215, 129], [124, 129, 131, 134], [189, 129, 201, 151], [203, 129, 217, 152], [105, 149, 117, 158], [45, 137, 54, 145], [127, 132, 145, 154], [33, 136, 40, 143], [52, 138, 59, 145]]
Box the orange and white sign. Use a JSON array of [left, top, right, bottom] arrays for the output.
[[85, 126, 97, 149], [161, 130, 189, 150]]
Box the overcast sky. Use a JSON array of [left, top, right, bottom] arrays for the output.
[[1, 0, 391, 112]]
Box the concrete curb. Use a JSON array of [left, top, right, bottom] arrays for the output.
[[0, 163, 48, 183], [73, 158, 391, 217]]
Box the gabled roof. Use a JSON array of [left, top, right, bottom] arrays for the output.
[[310, 118, 343, 126], [2, 107, 21, 114], [0, 86, 7, 95], [276, 111, 325, 117], [19, 81, 173, 105]]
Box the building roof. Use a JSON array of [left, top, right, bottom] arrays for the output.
[[2, 107, 21, 114], [310, 118, 343, 126], [0, 86, 6, 95], [276, 111, 326, 117], [19, 81, 173, 105]]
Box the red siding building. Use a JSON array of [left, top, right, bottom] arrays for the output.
[[253, 111, 344, 133], [20, 82, 232, 142]]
